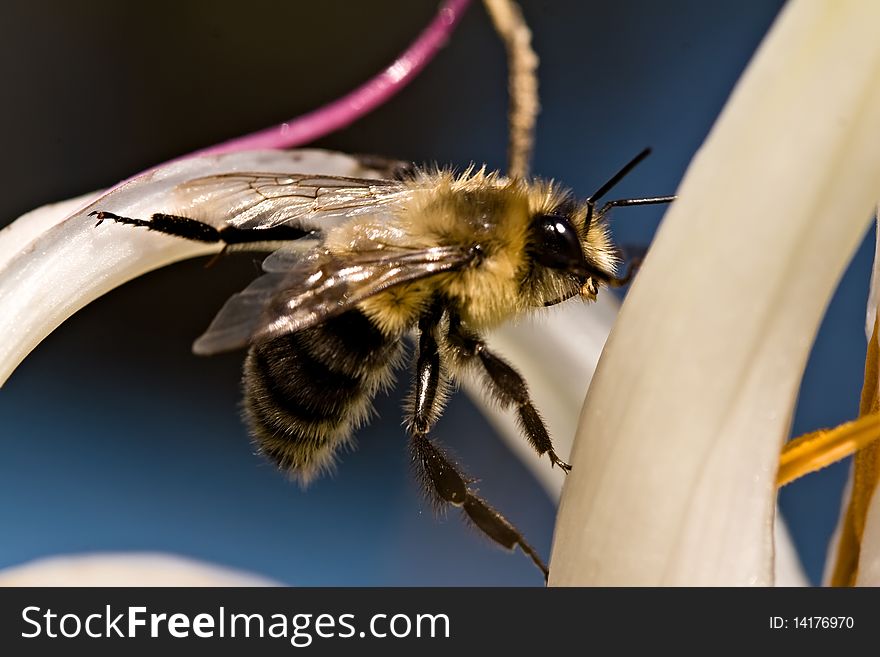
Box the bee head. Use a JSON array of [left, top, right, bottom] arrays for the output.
[[530, 148, 680, 306], [528, 205, 614, 301]]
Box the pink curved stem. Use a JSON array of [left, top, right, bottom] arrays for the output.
[[184, 0, 473, 159]]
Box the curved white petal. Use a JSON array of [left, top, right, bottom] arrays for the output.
[[550, 0, 880, 585], [0, 150, 389, 386], [0, 553, 276, 586], [0, 192, 100, 272]]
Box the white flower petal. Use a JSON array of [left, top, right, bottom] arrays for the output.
[[0, 553, 276, 586], [0, 192, 100, 272], [0, 150, 389, 386], [550, 0, 880, 585]]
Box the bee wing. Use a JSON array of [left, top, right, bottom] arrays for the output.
[[191, 271, 290, 355], [174, 172, 413, 232], [192, 245, 475, 355]]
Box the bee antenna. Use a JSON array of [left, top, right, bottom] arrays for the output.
[[585, 147, 652, 228]]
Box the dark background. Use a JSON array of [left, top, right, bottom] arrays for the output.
[[0, 0, 864, 585]]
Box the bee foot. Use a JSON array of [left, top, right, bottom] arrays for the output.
[[549, 451, 572, 473]]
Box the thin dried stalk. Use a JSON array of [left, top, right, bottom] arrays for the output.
[[482, 0, 539, 178]]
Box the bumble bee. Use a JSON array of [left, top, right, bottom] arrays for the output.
[[91, 148, 671, 578]]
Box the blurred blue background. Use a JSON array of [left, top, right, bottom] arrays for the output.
[[0, 0, 867, 585]]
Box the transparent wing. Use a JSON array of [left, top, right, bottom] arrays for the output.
[[260, 241, 318, 272], [192, 244, 475, 355], [174, 172, 414, 232], [191, 272, 289, 355]]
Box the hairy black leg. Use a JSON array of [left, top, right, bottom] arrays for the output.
[[411, 304, 444, 435], [411, 434, 548, 578], [448, 314, 571, 472], [90, 210, 309, 244], [407, 303, 548, 579], [90, 211, 223, 242]]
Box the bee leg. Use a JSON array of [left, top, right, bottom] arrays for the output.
[[408, 307, 549, 579], [447, 315, 571, 472], [90, 211, 224, 242], [409, 304, 446, 435], [90, 210, 309, 244], [411, 433, 549, 580]]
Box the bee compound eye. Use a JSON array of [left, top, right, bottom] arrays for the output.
[[530, 214, 587, 273]]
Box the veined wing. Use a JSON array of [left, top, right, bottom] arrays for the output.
[[174, 172, 415, 232], [192, 244, 476, 355]]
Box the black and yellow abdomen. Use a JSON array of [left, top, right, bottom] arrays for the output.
[[243, 308, 402, 483]]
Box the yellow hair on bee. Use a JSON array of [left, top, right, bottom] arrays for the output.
[[328, 165, 620, 334], [359, 281, 435, 336], [403, 168, 533, 330]]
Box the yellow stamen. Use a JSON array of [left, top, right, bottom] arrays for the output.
[[776, 414, 880, 487]]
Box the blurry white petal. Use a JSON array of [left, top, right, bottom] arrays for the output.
[[0, 553, 276, 586], [0, 150, 389, 386], [550, 0, 880, 585]]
